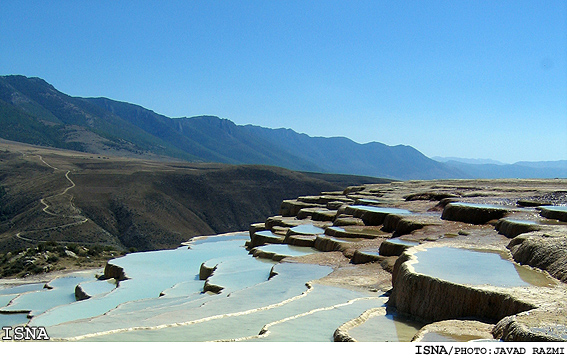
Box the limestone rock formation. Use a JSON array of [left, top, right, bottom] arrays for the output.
[[245, 179, 567, 342], [441, 202, 510, 224], [387, 247, 539, 322], [493, 310, 567, 342], [496, 219, 541, 238], [379, 239, 419, 257], [412, 320, 494, 342], [539, 206, 567, 222], [203, 280, 224, 294], [508, 232, 567, 283], [74, 284, 91, 301], [199, 262, 217, 280], [103, 262, 128, 281]]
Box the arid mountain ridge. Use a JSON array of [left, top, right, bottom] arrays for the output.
[[4, 75, 562, 181]]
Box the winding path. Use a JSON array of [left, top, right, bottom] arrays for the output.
[[15, 155, 89, 244]]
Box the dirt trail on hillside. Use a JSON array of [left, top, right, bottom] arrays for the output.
[[16, 155, 89, 244]]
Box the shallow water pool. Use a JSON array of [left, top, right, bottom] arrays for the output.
[[413, 247, 556, 287]]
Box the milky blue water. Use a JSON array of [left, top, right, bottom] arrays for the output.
[[348, 205, 411, 215], [450, 202, 509, 210], [539, 206, 567, 212], [2, 276, 86, 317], [31, 235, 256, 327], [413, 247, 556, 287], [253, 230, 283, 239], [253, 244, 319, 257], [3, 230, 550, 342], [386, 238, 420, 247], [348, 310, 423, 342], [0, 233, 395, 341], [0, 283, 45, 295], [289, 224, 325, 235], [0, 293, 18, 308], [78, 278, 117, 297]]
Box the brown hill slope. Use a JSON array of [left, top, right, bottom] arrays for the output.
[[0, 139, 390, 254]]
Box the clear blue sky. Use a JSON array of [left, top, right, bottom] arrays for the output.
[[1, 1, 566, 163]]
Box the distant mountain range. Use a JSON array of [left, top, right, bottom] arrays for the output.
[[0, 75, 564, 180], [435, 158, 567, 179], [432, 157, 507, 165]]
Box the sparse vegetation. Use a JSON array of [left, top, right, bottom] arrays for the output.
[[0, 242, 122, 278]]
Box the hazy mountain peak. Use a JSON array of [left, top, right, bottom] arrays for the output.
[[432, 156, 507, 165]]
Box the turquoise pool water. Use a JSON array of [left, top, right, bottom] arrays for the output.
[[348, 310, 423, 342], [348, 205, 411, 215], [3, 233, 388, 341], [289, 224, 325, 235], [412, 247, 557, 287]]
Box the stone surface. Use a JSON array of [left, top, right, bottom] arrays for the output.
[[324, 226, 382, 240], [279, 200, 325, 217], [203, 280, 224, 294], [508, 232, 567, 283], [387, 246, 540, 322], [333, 215, 365, 226], [379, 239, 418, 257], [494, 310, 567, 342], [248, 230, 285, 248], [495, 219, 541, 238], [405, 192, 459, 202], [442, 202, 511, 224], [539, 206, 567, 222], [277, 179, 567, 342], [199, 262, 217, 280], [103, 262, 128, 281], [412, 320, 494, 342], [74, 284, 91, 301]]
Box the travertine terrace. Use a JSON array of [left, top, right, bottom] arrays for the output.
[[247, 179, 567, 342]]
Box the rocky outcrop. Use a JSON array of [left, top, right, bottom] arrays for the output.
[[297, 195, 354, 206], [381, 214, 440, 237], [405, 192, 459, 202], [283, 234, 316, 247], [493, 311, 567, 342], [412, 320, 494, 342], [387, 248, 538, 322], [350, 250, 380, 264], [381, 214, 406, 233], [539, 206, 567, 222], [247, 230, 285, 248], [74, 284, 91, 301], [339, 206, 406, 226], [495, 219, 540, 238], [265, 216, 301, 230], [508, 233, 567, 283], [103, 262, 128, 281], [517, 199, 552, 207], [203, 280, 224, 294], [199, 262, 217, 280], [333, 215, 365, 226], [248, 247, 288, 262], [441, 203, 510, 224], [324, 226, 381, 240], [379, 239, 418, 257], [280, 200, 325, 217], [297, 208, 337, 222], [350, 250, 397, 273], [313, 235, 351, 253], [249, 223, 266, 236]]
